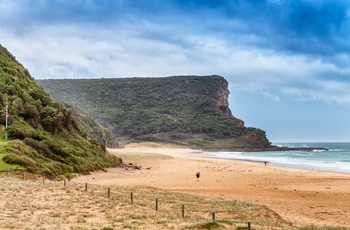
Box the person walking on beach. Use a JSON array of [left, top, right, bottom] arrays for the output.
[[196, 172, 200, 182]]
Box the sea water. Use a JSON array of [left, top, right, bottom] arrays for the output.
[[200, 142, 350, 173]]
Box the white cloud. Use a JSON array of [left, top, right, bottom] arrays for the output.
[[1, 16, 350, 104]]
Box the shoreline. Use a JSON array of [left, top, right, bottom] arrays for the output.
[[196, 151, 350, 174], [202, 146, 328, 152], [73, 146, 350, 227]]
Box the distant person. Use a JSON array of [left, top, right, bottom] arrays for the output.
[[196, 172, 200, 182], [264, 161, 267, 166]]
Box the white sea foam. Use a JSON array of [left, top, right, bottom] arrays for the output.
[[312, 149, 326, 152], [197, 143, 350, 173]]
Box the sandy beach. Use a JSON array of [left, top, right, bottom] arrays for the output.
[[72, 145, 350, 228]]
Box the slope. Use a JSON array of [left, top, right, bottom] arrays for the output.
[[0, 44, 122, 179], [63, 102, 119, 148]]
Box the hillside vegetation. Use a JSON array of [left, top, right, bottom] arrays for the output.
[[64, 102, 119, 148], [39, 76, 272, 150], [0, 44, 122, 178]]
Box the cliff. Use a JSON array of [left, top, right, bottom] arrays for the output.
[[38, 75, 273, 150], [0, 44, 122, 178], [216, 77, 233, 116]]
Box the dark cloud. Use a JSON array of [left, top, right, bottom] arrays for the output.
[[1, 0, 350, 102], [286, 1, 347, 37], [272, 1, 350, 55], [204, 0, 350, 56], [4, 1, 349, 53]]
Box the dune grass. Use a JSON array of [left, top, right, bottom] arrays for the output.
[[0, 140, 21, 171], [112, 151, 173, 160], [1, 174, 348, 229], [0, 174, 291, 230], [0, 155, 20, 171]]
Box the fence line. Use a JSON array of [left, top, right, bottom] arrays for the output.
[[0, 170, 26, 180], [0, 174, 256, 228]]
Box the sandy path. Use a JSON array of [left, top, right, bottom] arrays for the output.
[[73, 147, 350, 227]]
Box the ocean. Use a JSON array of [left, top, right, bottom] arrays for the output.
[[200, 142, 350, 173]]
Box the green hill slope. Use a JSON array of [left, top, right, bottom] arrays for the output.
[[38, 76, 273, 150], [0, 44, 122, 179], [63, 102, 119, 148]]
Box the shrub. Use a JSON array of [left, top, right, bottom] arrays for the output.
[[3, 153, 36, 167], [8, 128, 32, 139], [24, 138, 54, 159]]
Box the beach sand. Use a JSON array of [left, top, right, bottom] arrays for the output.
[[73, 146, 350, 227]]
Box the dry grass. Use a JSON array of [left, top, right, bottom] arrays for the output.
[[125, 142, 181, 148], [0, 172, 289, 230], [113, 151, 173, 160]]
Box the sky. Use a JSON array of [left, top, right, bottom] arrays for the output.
[[1, 0, 350, 142]]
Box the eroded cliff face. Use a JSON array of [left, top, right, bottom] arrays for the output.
[[216, 78, 232, 116], [215, 76, 244, 126]]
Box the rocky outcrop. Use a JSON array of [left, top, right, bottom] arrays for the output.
[[215, 76, 233, 116], [215, 76, 245, 127]]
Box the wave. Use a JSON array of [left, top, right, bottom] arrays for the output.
[[312, 149, 327, 152], [329, 149, 344, 152], [199, 150, 350, 173]]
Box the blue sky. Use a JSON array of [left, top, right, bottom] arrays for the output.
[[1, 0, 350, 142]]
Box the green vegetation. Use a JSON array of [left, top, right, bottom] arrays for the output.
[[38, 76, 272, 150], [0, 141, 20, 170], [0, 44, 122, 178], [64, 102, 119, 148]]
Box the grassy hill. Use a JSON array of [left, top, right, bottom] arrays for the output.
[[38, 76, 273, 150], [0, 44, 122, 179]]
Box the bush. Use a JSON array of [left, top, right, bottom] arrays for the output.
[[8, 128, 32, 139], [3, 153, 36, 167], [24, 138, 54, 159]]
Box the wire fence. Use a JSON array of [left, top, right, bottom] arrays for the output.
[[0, 171, 286, 229]]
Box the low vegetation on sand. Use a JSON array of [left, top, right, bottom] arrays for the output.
[[0, 173, 286, 229], [1, 174, 347, 230]]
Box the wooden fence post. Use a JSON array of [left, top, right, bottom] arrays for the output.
[[248, 221, 251, 230], [42, 175, 45, 184], [108, 188, 110, 198], [182, 205, 185, 218], [131, 192, 133, 204], [85, 183, 88, 191], [212, 212, 215, 221], [156, 198, 158, 211], [64, 179, 66, 187]]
